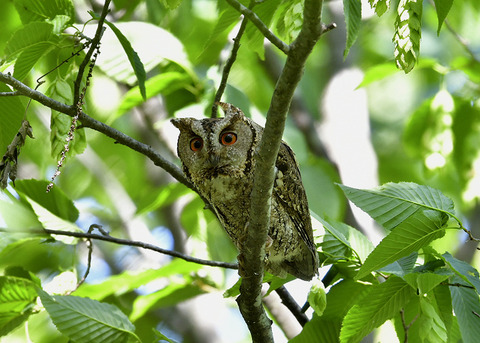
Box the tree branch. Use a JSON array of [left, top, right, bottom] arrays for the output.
[[0, 72, 192, 190], [236, 1, 325, 341], [28, 227, 239, 270], [224, 0, 289, 54], [275, 286, 309, 326]]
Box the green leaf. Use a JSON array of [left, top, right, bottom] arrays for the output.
[[356, 210, 447, 280], [84, 21, 188, 87], [0, 276, 37, 336], [244, 0, 281, 59], [356, 62, 398, 88], [136, 182, 190, 215], [26, 197, 81, 244], [13, 0, 74, 25], [281, 0, 303, 44], [379, 252, 417, 276], [432, 0, 453, 35], [340, 276, 415, 343], [393, 0, 423, 73], [4, 22, 54, 58], [14, 179, 79, 222], [308, 279, 327, 316], [338, 182, 455, 230], [117, 72, 192, 118], [403, 272, 449, 294], [0, 84, 25, 158], [318, 216, 354, 259], [450, 278, 480, 343], [74, 259, 203, 300], [418, 298, 447, 343], [201, 7, 239, 59], [99, 17, 147, 100], [130, 281, 205, 322], [47, 77, 87, 158], [368, 0, 391, 16], [13, 41, 54, 81], [37, 289, 139, 343], [442, 252, 480, 294], [0, 276, 37, 312], [343, 0, 362, 58]]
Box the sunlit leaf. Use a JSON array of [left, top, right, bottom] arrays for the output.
[[403, 272, 449, 294], [117, 72, 192, 118], [343, 0, 362, 58], [356, 63, 398, 88], [432, 0, 453, 35], [130, 282, 205, 321], [84, 21, 190, 85], [418, 298, 447, 343], [100, 17, 147, 100], [13, 0, 74, 25], [368, 0, 391, 16], [244, 0, 281, 59], [38, 289, 139, 343], [4, 22, 55, 58], [340, 276, 415, 343], [356, 210, 447, 279], [15, 179, 79, 222], [450, 277, 480, 343], [0, 276, 37, 336], [442, 252, 480, 294], [75, 259, 203, 300], [338, 182, 455, 230], [13, 41, 54, 81]]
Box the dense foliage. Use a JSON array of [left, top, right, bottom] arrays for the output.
[[1, 0, 480, 342]]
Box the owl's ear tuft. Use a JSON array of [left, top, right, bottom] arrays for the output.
[[216, 102, 245, 121], [171, 118, 192, 131]]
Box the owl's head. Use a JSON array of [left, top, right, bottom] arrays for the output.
[[171, 103, 262, 179]]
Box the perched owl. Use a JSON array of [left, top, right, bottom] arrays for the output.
[[171, 103, 318, 281]]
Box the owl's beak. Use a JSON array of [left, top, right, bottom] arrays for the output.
[[208, 154, 221, 168]]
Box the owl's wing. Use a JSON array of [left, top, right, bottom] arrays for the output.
[[273, 142, 318, 272]]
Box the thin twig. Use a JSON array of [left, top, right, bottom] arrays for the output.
[[66, 225, 96, 295], [212, 14, 249, 118], [38, 227, 239, 269], [275, 286, 309, 327], [400, 309, 419, 343], [73, 0, 110, 105], [0, 91, 20, 96], [224, 0, 289, 54]]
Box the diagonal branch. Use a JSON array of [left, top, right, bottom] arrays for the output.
[[0, 72, 191, 190], [236, 0, 326, 342], [224, 0, 289, 54]]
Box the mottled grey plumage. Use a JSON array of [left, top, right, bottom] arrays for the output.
[[171, 103, 318, 280]]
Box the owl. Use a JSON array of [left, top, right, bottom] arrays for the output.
[[171, 103, 318, 281]]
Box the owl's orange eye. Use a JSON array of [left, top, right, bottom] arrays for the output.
[[190, 137, 203, 151], [220, 132, 237, 145]]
